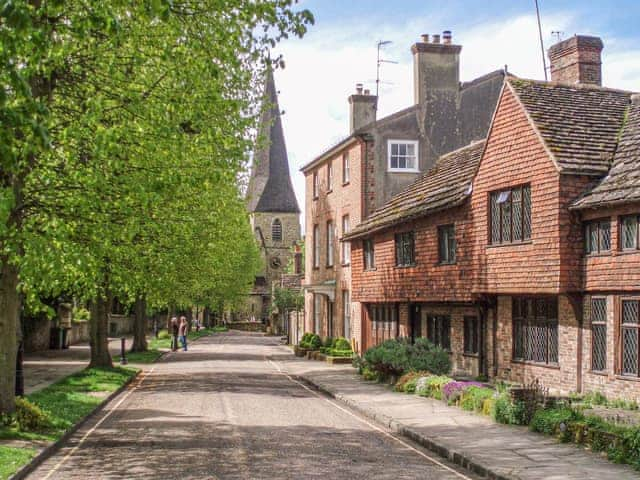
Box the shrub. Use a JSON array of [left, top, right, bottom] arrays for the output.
[[157, 330, 170, 340], [15, 397, 51, 432], [408, 338, 451, 375], [361, 366, 381, 382], [363, 339, 411, 380], [530, 406, 583, 437], [492, 393, 528, 426], [395, 371, 431, 392], [404, 378, 420, 393], [300, 333, 322, 350], [460, 386, 494, 412], [442, 381, 484, 404], [416, 376, 453, 400], [323, 336, 334, 348], [328, 349, 352, 357], [334, 337, 351, 351], [482, 397, 495, 416]]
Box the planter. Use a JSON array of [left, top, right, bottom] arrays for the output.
[[293, 345, 310, 357], [326, 356, 353, 365]]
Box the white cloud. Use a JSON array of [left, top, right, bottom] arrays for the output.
[[272, 12, 639, 227]]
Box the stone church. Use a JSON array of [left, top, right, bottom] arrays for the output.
[[244, 68, 301, 325]]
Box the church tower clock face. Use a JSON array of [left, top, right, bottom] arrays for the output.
[[270, 256, 282, 269]]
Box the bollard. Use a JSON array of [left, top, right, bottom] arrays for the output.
[[120, 337, 128, 365]]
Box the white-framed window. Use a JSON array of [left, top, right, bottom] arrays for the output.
[[326, 220, 334, 267], [387, 140, 419, 172], [327, 162, 334, 192], [341, 215, 351, 265], [314, 294, 322, 333], [313, 171, 319, 199], [313, 224, 320, 268], [343, 290, 351, 339], [342, 152, 350, 184]]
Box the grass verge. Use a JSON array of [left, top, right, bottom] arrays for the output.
[[126, 349, 163, 364], [0, 366, 138, 479], [149, 327, 214, 350]]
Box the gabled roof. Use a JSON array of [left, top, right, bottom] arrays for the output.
[[344, 140, 485, 240], [572, 96, 640, 209], [508, 77, 632, 175], [247, 69, 300, 213]]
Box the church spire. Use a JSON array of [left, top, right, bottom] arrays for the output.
[[247, 68, 300, 214]]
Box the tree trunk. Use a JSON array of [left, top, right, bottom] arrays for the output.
[[0, 260, 20, 414], [131, 296, 147, 352], [89, 292, 113, 368]]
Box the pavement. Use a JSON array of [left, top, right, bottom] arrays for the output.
[[274, 348, 640, 480], [24, 337, 137, 394], [23, 332, 478, 479]]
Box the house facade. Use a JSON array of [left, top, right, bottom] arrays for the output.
[[347, 34, 640, 399], [301, 31, 505, 352]]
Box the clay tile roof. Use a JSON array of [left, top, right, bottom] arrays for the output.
[[508, 78, 632, 174], [572, 97, 640, 209], [344, 140, 485, 240]]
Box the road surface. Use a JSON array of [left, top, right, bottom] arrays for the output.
[[27, 332, 478, 479]]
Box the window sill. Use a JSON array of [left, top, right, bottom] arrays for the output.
[[341, 263, 351, 267], [388, 168, 420, 174], [313, 196, 319, 201], [342, 181, 350, 187], [395, 264, 416, 269], [437, 261, 457, 266], [585, 252, 612, 258], [487, 240, 532, 249], [313, 266, 320, 271], [617, 249, 640, 255], [364, 267, 377, 272], [326, 265, 335, 270], [463, 352, 479, 358], [511, 359, 560, 370], [588, 370, 608, 376], [616, 375, 640, 382], [327, 189, 333, 194]]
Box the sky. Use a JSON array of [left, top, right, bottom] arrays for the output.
[[269, 0, 640, 216]]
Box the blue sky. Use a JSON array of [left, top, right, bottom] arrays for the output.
[[270, 1, 640, 217]]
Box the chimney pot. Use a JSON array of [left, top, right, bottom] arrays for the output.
[[632, 93, 640, 106], [364, 89, 370, 95], [432, 34, 440, 44], [356, 83, 363, 94], [421, 34, 429, 43], [443, 30, 452, 44]]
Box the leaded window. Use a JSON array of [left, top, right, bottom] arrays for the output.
[[369, 304, 398, 337], [489, 185, 531, 244], [427, 315, 450, 350], [621, 300, 640, 376], [395, 232, 415, 267], [463, 316, 479, 354], [585, 219, 611, 254], [438, 224, 456, 264], [621, 215, 639, 250], [363, 239, 375, 270], [591, 298, 607, 372], [512, 297, 558, 365]]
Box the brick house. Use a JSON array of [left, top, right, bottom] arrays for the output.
[[347, 34, 640, 398], [301, 31, 505, 352]]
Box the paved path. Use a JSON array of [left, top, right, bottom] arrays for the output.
[[24, 337, 136, 393], [25, 332, 478, 479], [276, 351, 640, 480]]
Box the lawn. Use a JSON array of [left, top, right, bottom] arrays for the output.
[[126, 349, 163, 364], [149, 327, 214, 350], [0, 366, 138, 479]]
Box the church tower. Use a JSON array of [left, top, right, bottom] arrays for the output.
[[245, 68, 301, 324]]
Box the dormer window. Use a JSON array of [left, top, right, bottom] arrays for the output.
[[388, 140, 419, 172]]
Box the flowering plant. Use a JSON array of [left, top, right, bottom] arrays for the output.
[[442, 381, 484, 403]]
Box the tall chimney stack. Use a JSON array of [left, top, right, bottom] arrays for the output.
[[348, 83, 377, 133], [411, 30, 461, 105], [548, 35, 603, 86]]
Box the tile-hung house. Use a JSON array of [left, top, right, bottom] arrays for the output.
[[345, 141, 487, 376], [300, 31, 505, 352], [346, 34, 640, 398], [246, 69, 301, 328]]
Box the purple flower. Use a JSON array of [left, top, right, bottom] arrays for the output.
[[442, 381, 484, 401]]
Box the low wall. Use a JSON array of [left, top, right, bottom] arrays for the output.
[[227, 322, 266, 332]]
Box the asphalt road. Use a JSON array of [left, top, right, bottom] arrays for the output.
[[26, 332, 478, 480]]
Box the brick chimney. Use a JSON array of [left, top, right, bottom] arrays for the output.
[[411, 30, 461, 105], [548, 35, 603, 86], [348, 83, 377, 133]]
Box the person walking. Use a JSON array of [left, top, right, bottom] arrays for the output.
[[170, 317, 179, 352], [178, 316, 188, 352]]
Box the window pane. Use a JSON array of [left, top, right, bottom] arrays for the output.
[[623, 301, 639, 325], [592, 298, 607, 323], [599, 221, 611, 251], [491, 193, 500, 244], [622, 328, 639, 376], [399, 144, 407, 156], [512, 188, 522, 241], [522, 186, 531, 240], [398, 156, 406, 169], [623, 217, 638, 249], [391, 156, 398, 169], [391, 144, 398, 155], [592, 324, 607, 371], [589, 224, 598, 253], [406, 144, 415, 156], [501, 199, 512, 243]]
